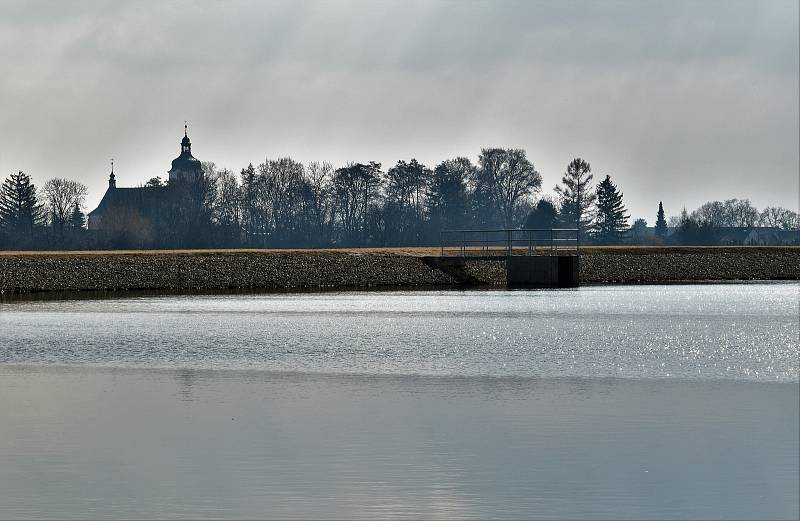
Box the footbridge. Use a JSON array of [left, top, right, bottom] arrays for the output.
[[431, 228, 580, 288]]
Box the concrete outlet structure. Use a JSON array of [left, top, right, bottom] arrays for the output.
[[506, 255, 580, 288]]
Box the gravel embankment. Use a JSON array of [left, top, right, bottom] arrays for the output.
[[0, 251, 456, 293], [0, 247, 797, 294], [579, 247, 800, 284]]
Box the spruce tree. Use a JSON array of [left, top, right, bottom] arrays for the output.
[[554, 158, 596, 241], [655, 201, 667, 237], [69, 202, 86, 230], [0, 170, 41, 238], [594, 174, 629, 244]]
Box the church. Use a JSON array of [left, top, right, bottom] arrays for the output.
[[87, 126, 204, 234]]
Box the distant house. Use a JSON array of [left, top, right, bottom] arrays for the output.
[[718, 227, 800, 246], [775, 229, 800, 245], [629, 225, 798, 246], [88, 127, 204, 236]]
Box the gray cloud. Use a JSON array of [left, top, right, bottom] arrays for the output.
[[0, 0, 797, 221]]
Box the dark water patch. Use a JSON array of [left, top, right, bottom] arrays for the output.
[[0, 366, 796, 519]]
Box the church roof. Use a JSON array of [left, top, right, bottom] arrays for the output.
[[169, 153, 202, 174], [88, 186, 178, 217], [89, 126, 203, 219], [169, 127, 202, 175]]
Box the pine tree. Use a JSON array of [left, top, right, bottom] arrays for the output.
[[69, 201, 86, 230], [0, 170, 41, 238], [655, 201, 667, 237], [594, 174, 629, 244], [554, 158, 596, 241]]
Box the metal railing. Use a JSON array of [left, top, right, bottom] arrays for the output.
[[440, 228, 579, 257]]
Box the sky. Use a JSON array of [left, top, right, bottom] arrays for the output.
[[0, 0, 797, 221]]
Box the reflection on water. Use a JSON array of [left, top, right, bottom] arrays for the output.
[[175, 368, 196, 401], [0, 367, 797, 520], [0, 284, 798, 518], [1, 283, 798, 380]]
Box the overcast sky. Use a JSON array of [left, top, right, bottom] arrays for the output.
[[1, 0, 797, 220]]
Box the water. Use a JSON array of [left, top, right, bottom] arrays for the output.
[[2, 283, 798, 380], [1, 283, 798, 519]]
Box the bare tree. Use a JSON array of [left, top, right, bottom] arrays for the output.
[[477, 148, 541, 228], [692, 200, 726, 228], [693, 199, 759, 228], [723, 198, 759, 227], [760, 206, 799, 230], [41, 178, 88, 232], [385, 159, 430, 244], [332, 162, 382, 245], [305, 161, 335, 245], [260, 158, 306, 245], [426, 157, 473, 236], [210, 168, 241, 229]]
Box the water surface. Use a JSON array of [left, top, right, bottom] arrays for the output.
[[1, 283, 798, 519], [2, 283, 798, 380]]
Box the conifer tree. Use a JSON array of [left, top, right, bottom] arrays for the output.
[[69, 201, 86, 230], [593, 174, 629, 244], [0, 170, 41, 238], [555, 158, 596, 241], [655, 201, 667, 237]]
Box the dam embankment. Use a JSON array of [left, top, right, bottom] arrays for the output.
[[0, 247, 798, 294]]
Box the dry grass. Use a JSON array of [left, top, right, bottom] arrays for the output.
[[0, 247, 439, 257], [1, 245, 798, 258]]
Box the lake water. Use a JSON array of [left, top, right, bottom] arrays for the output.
[[1, 283, 798, 519]]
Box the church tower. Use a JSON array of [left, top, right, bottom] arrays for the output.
[[167, 124, 203, 184], [108, 159, 116, 189]]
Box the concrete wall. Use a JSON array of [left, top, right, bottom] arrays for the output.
[[506, 256, 579, 287]]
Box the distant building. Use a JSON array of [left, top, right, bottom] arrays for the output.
[[629, 225, 798, 245], [717, 227, 800, 246], [88, 126, 203, 234]]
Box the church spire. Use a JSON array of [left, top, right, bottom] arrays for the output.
[[181, 122, 191, 154], [108, 158, 116, 189]]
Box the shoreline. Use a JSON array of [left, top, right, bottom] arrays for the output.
[[1, 246, 798, 294]]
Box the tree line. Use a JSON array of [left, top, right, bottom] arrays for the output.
[[1, 150, 797, 250]]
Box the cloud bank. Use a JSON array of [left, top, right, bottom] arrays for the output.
[[0, 0, 797, 219]]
